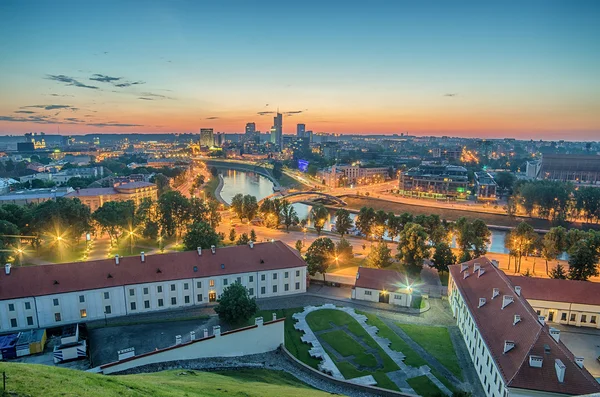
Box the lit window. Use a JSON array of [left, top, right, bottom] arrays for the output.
[[209, 280, 215, 287], [80, 309, 87, 318]]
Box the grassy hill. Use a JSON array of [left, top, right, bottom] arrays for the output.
[[0, 362, 332, 397]]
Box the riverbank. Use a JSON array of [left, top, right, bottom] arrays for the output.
[[214, 174, 227, 205]]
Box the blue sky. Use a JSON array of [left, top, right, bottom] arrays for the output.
[[0, 0, 598, 139]]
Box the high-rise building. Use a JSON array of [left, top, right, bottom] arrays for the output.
[[245, 122, 256, 137], [273, 112, 283, 150], [296, 123, 305, 137], [200, 128, 214, 147]]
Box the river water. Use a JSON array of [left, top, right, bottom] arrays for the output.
[[219, 169, 511, 254]]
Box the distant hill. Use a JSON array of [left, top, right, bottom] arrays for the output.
[[0, 362, 331, 397]]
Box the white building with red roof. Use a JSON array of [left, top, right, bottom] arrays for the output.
[[449, 257, 600, 397], [0, 241, 307, 331], [351, 267, 413, 307]]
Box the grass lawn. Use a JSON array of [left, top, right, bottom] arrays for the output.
[[396, 323, 463, 380], [319, 330, 364, 356], [0, 362, 329, 397], [407, 375, 443, 397], [278, 173, 310, 189], [203, 177, 221, 200]]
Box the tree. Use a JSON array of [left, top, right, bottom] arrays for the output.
[[183, 221, 220, 251], [542, 226, 567, 274], [335, 237, 353, 262], [250, 229, 257, 242], [0, 220, 20, 263], [373, 210, 388, 240], [454, 217, 490, 260], [505, 222, 537, 273], [355, 206, 375, 238], [432, 242, 456, 276], [135, 198, 160, 240], [93, 201, 134, 245], [334, 209, 353, 237], [229, 228, 237, 242], [206, 200, 221, 229], [567, 241, 599, 281], [366, 242, 393, 268], [214, 282, 258, 324], [305, 237, 335, 280], [152, 173, 171, 196], [310, 205, 329, 236], [236, 233, 250, 245], [295, 239, 304, 254], [387, 213, 402, 241], [495, 171, 517, 195], [280, 199, 299, 231], [397, 223, 431, 276], [210, 166, 219, 177], [158, 191, 191, 240], [549, 263, 567, 279], [231, 194, 245, 220], [243, 194, 259, 221]]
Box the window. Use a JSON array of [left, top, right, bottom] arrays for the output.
[[79, 295, 85, 303], [570, 313, 576, 322], [261, 274, 265, 281], [249, 276, 254, 282], [197, 281, 202, 288], [104, 292, 110, 299], [249, 288, 254, 296], [157, 286, 163, 293], [170, 284, 176, 291], [536, 310, 541, 315], [223, 278, 228, 286], [130, 302, 136, 311], [27, 316, 34, 326], [591, 316, 597, 324], [10, 319, 17, 328], [365, 290, 372, 296], [261, 286, 266, 295], [184, 296, 190, 304], [80, 309, 87, 318], [209, 279, 215, 287], [184, 283, 189, 290], [129, 289, 135, 296], [8, 303, 14, 311], [197, 294, 203, 302], [171, 297, 177, 305], [273, 285, 278, 293], [158, 299, 164, 307], [237, 277, 241, 284], [394, 294, 402, 300], [24, 302, 31, 310], [105, 305, 112, 314], [296, 270, 300, 277], [144, 300, 150, 309], [581, 315, 587, 323], [284, 284, 289, 291], [273, 273, 277, 280], [295, 282, 300, 290], [55, 313, 61, 322], [53, 298, 59, 306], [561, 312, 567, 321], [284, 271, 289, 278], [144, 287, 149, 295]]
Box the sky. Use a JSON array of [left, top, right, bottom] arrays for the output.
[[0, 0, 599, 139]]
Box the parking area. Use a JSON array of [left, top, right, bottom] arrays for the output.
[[554, 324, 600, 378]]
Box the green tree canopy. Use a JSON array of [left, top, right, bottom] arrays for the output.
[[397, 223, 431, 276], [310, 205, 329, 236], [305, 237, 335, 279], [366, 242, 393, 268], [214, 282, 258, 324], [334, 208, 353, 237], [432, 242, 456, 275], [183, 221, 220, 251], [355, 206, 376, 238]]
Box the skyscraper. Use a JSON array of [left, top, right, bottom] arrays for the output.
[[296, 123, 305, 137], [245, 122, 256, 137], [200, 128, 214, 147], [273, 112, 283, 150]]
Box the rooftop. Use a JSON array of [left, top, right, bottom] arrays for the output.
[[0, 241, 305, 300], [449, 258, 600, 395], [354, 267, 412, 293], [506, 275, 600, 306]]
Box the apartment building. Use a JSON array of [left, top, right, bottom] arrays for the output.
[[64, 181, 157, 210], [399, 164, 469, 199]]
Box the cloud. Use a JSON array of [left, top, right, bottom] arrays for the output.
[[46, 74, 99, 89], [22, 104, 75, 110], [284, 110, 305, 116], [89, 74, 121, 83], [257, 111, 275, 116], [48, 93, 74, 97], [87, 122, 143, 127], [444, 93, 458, 97], [114, 81, 145, 88], [205, 117, 219, 120], [138, 92, 173, 100], [14, 110, 35, 114], [138, 97, 154, 101]]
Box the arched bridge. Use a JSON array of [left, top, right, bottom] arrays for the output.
[[260, 191, 346, 206]]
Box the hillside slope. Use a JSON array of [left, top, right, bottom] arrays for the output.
[[0, 363, 332, 397]]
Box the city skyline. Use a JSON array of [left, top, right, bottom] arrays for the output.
[[0, 1, 599, 140]]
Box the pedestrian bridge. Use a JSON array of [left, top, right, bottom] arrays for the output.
[[260, 191, 346, 206]]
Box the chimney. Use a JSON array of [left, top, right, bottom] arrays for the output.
[[503, 340, 515, 354], [513, 314, 521, 325], [478, 298, 486, 308], [460, 264, 468, 272], [501, 295, 514, 309], [575, 357, 584, 369], [190, 331, 196, 341], [203, 328, 209, 338], [140, 251, 145, 263], [474, 263, 481, 272], [115, 255, 120, 265], [197, 247, 202, 256], [529, 355, 543, 368], [175, 335, 182, 345], [549, 327, 560, 343], [210, 245, 216, 254], [249, 241, 254, 249], [478, 268, 485, 278], [213, 325, 221, 337], [515, 286, 521, 296], [538, 315, 546, 325], [463, 270, 470, 279], [5, 263, 11, 275], [255, 316, 264, 326], [272, 312, 277, 321], [555, 359, 565, 383], [492, 288, 499, 299]]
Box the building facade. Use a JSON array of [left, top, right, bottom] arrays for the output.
[[296, 123, 306, 137], [399, 164, 469, 199], [200, 128, 214, 147], [449, 258, 600, 397], [273, 113, 283, 151], [474, 172, 498, 201], [318, 164, 389, 187], [351, 267, 413, 307], [0, 241, 307, 331], [538, 154, 600, 185], [64, 181, 157, 211]]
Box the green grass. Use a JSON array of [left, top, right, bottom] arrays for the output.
[[396, 323, 463, 380], [0, 362, 330, 397], [203, 177, 221, 200], [319, 330, 364, 357], [277, 173, 310, 189], [406, 375, 443, 397]]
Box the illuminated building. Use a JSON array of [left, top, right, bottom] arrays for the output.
[[399, 164, 468, 199]]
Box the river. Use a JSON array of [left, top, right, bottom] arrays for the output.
[[219, 169, 512, 254]]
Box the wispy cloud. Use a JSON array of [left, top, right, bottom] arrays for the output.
[[87, 122, 143, 127], [257, 111, 275, 116], [444, 93, 458, 97], [22, 104, 78, 111], [47, 93, 74, 97], [14, 110, 36, 114], [46, 74, 99, 89], [284, 110, 306, 116], [114, 81, 145, 88], [89, 74, 121, 83], [138, 97, 154, 101], [205, 116, 219, 120]]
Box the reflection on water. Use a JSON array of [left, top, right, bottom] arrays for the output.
[[220, 169, 521, 255]]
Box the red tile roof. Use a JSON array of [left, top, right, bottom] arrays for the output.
[[355, 267, 412, 293], [449, 258, 600, 396], [0, 241, 305, 300], [507, 275, 600, 306]]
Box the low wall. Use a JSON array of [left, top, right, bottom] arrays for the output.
[[99, 318, 284, 375]]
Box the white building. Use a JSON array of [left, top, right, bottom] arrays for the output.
[[0, 241, 307, 331], [449, 257, 600, 397], [351, 267, 413, 307]]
